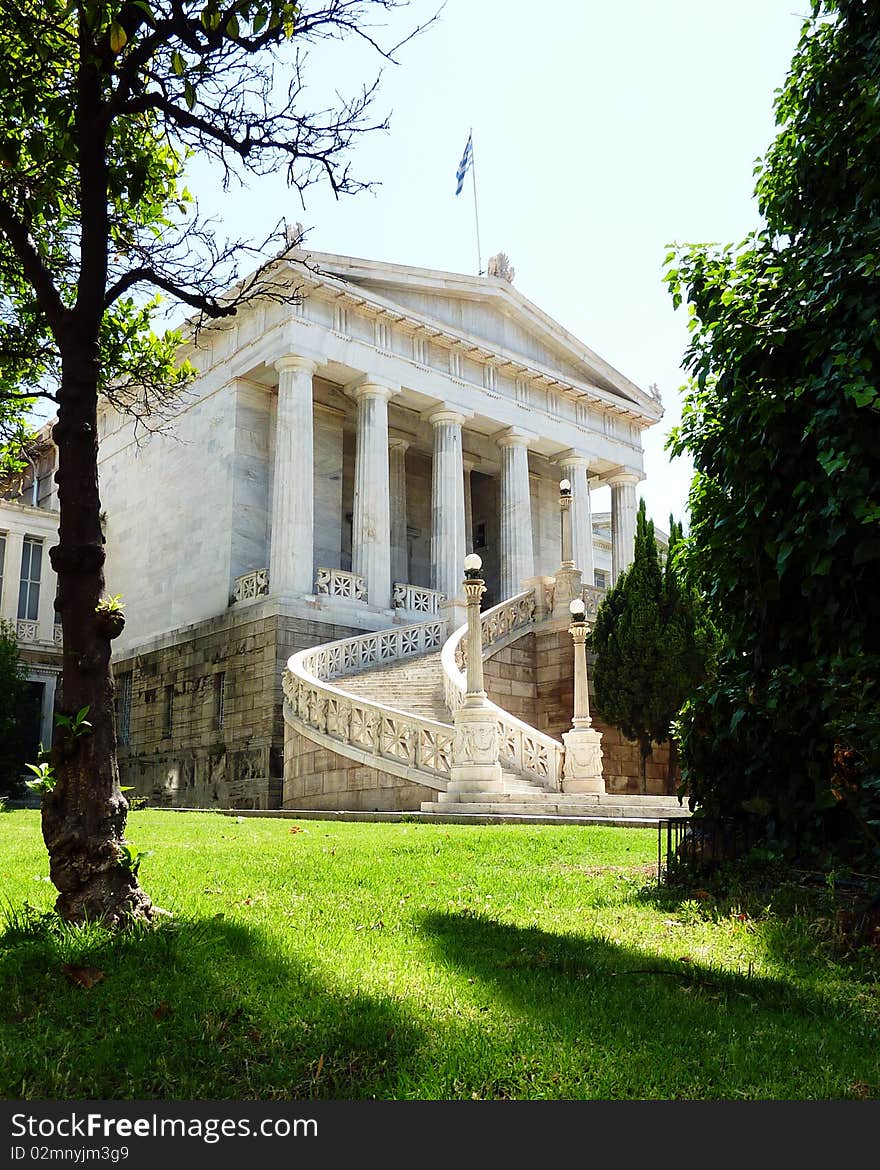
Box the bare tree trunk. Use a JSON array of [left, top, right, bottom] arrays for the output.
[[41, 347, 153, 925]]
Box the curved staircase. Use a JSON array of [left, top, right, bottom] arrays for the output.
[[281, 589, 689, 824]]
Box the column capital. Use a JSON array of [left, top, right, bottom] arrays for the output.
[[554, 449, 591, 471], [496, 427, 536, 450], [274, 351, 321, 375], [606, 469, 642, 487], [428, 407, 467, 428], [345, 374, 399, 401], [388, 436, 411, 452]]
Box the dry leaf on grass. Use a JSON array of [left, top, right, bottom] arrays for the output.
[[62, 964, 105, 989]]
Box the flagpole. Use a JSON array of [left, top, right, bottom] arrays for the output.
[[469, 127, 483, 275]]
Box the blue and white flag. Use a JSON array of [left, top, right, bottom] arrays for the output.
[[455, 133, 473, 196]]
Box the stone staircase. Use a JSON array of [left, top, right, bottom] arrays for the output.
[[337, 650, 449, 721], [282, 597, 690, 824], [334, 650, 555, 808], [323, 637, 686, 823]]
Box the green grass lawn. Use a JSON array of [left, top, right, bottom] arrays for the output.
[[0, 809, 877, 1100]]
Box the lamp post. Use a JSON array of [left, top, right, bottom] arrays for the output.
[[561, 596, 604, 793], [559, 478, 574, 569], [449, 553, 502, 788], [463, 553, 486, 699]]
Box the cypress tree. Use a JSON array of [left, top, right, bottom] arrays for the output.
[[592, 503, 707, 791]]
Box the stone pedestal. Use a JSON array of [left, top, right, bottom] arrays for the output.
[[450, 698, 503, 786], [562, 727, 604, 793]]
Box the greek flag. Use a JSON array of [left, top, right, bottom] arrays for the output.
[[455, 133, 473, 196]]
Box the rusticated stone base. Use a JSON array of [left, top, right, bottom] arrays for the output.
[[114, 605, 365, 810]]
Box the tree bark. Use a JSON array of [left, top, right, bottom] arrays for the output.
[[41, 345, 153, 925]]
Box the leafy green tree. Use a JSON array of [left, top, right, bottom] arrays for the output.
[[591, 501, 704, 791], [665, 0, 880, 862], [0, 0, 421, 924], [0, 620, 34, 799]]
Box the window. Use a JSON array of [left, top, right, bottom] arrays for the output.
[[18, 537, 42, 621], [214, 672, 226, 730], [164, 685, 174, 736], [115, 671, 133, 747], [594, 569, 608, 590]]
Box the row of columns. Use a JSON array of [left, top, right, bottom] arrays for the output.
[[268, 354, 641, 609]]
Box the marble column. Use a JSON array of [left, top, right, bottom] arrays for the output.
[[270, 354, 319, 596], [463, 460, 475, 555], [389, 438, 409, 587], [351, 378, 396, 610], [429, 409, 466, 601], [560, 454, 594, 585], [609, 471, 641, 584], [498, 432, 534, 600]]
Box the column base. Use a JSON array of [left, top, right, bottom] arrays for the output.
[[552, 567, 583, 622], [562, 726, 604, 793]]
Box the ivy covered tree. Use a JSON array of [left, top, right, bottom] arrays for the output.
[[0, 0, 425, 925], [665, 0, 880, 863], [591, 501, 705, 791]]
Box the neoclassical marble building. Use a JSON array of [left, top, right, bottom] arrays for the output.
[[25, 249, 666, 809]]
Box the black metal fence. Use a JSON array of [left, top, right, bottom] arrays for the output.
[[658, 816, 764, 883]]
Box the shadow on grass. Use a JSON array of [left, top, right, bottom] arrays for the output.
[[416, 910, 880, 1098], [0, 909, 425, 1100]]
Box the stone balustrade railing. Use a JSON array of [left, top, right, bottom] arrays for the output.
[[283, 618, 453, 789], [392, 582, 445, 614], [315, 566, 367, 603], [233, 568, 269, 603], [441, 588, 564, 791], [16, 620, 39, 643]]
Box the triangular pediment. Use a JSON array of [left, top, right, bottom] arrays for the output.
[[286, 250, 660, 418]]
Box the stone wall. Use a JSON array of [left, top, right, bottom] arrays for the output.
[[283, 729, 436, 811], [115, 607, 363, 810], [483, 634, 537, 724]]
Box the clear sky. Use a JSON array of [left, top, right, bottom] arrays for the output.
[[35, 1, 809, 530], [183, 0, 807, 530]]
